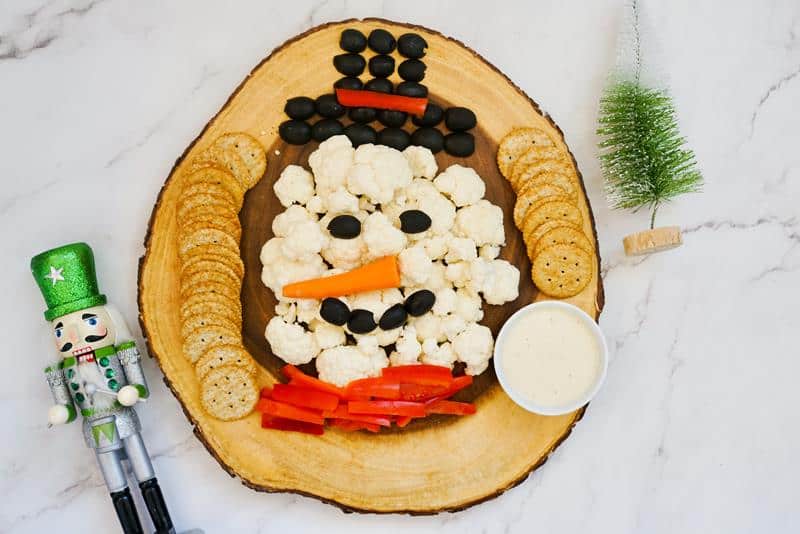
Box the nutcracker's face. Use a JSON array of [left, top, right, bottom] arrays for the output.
[[50, 305, 116, 357]]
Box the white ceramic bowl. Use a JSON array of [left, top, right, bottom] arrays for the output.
[[493, 300, 608, 416]]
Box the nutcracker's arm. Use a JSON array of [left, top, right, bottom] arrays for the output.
[[44, 363, 77, 424], [107, 305, 149, 400]]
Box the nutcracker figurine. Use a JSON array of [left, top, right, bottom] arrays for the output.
[[31, 242, 175, 534]]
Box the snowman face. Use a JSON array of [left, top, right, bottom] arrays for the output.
[[51, 305, 116, 357]]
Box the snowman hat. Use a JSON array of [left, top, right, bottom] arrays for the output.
[[31, 242, 107, 321]]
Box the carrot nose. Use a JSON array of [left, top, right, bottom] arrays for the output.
[[282, 255, 401, 299]]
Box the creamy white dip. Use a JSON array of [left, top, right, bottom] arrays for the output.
[[500, 306, 602, 408]]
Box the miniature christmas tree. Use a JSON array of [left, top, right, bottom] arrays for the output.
[[597, 0, 702, 255]]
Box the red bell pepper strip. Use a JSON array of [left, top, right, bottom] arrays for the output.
[[261, 414, 324, 435], [348, 400, 427, 417], [259, 387, 272, 399], [335, 88, 428, 117], [382, 365, 454, 387], [270, 384, 339, 412], [395, 415, 414, 428], [425, 399, 476, 416], [345, 377, 402, 400], [322, 405, 392, 427], [256, 398, 325, 425], [330, 419, 381, 433], [398, 383, 449, 401], [442, 374, 473, 397], [282, 365, 345, 398]]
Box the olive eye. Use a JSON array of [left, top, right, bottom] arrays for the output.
[[327, 214, 361, 239], [399, 209, 431, 234]]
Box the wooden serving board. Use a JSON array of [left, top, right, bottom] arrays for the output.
[[138, 18, 604, 513]]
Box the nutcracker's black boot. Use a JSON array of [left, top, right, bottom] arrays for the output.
[[140, 477, 176, 534], [110, 487, 144, 534]]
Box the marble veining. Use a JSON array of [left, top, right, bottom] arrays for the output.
[[2, 0, 799, 533]]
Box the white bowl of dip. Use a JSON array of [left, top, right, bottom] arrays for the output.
[[494, 301, 608, 416]]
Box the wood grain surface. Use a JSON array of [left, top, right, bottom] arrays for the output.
[[139, 18, 604, 513]]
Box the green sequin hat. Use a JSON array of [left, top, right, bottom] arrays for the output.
[[31, 242, 107, 321]]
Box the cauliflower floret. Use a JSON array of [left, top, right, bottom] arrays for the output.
[[274, 301, 297, 323], [295, 298, 321, 324], [274, 165, 314, 207], [390, 327, 422, 365], [265, 316, 320, 365], [433, 164, 486, 207], [453, 323, 494, 375], [479, 244, 501, 260], [346, 144, 413, 204], [310, 320, 346, 349], [306, 195, 325, 214], [359, 196, 376, 212], [260, 238, 326, 295], [316, 345, 386, 387], [362, 212, 407, 259], [399, 245, 432, 286], [445, 236, 478, 263], [421, 341, 457, 369], [349, 289, 403, 325], [454, 288, 484, 322], [454, 199, 505, 246], [440, 314, 468, 341], [308, 135, 354, 195], [432, 287, 457, 316], [402, 145, 438, 179], [321, 236, 366, 271], [445, 262, 471, 288], [422, 234, 449, 260], [272, 205, 316, 237], [281, 220, 326, 261], [427, 262, 449, 290], [418, 192, 456, 235], [326, 187, 360, 214], [470, 259, 520, 305], [376, 326, 402, 346], [411, 313, 446, 342]]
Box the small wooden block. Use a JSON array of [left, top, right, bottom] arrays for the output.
[[623, 226, 683, 256]]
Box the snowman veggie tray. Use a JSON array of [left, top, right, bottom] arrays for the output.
[[138, 19, 604, 513]]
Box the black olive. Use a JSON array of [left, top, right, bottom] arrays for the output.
[[445, 107, 477, 131], [320, 298, 350, 326], [340, 29, 367, 53], [349, 107, 377, 123], [405, 290, 436, 317], [327, 214, 361, 239], [399, 209, 432, 233], [410, 127, 444, 153], [284, 96, 315, 120], [397, 59, 426, 82], [368, 54, 395, 78], [397, 33, 428, 58], [444, 132, 475, 157], [367, 29, 396, 54], [396, 81, 428, 98], [411, 103, 443, 127], [311, 118, 345, 142], [364, 78, 393, 94], [315, 94, 346, 118], [344, 123, 377, 147], [379, 303, 408, 330], [333, 53, 366, 76], [348, 309, 377, 334], [377, 109, 408, 128], [377, 128, 411, 151], [334, 76, 363, 90], [278, 120, 312, 145]]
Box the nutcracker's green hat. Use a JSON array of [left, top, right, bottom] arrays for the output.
[[30, 242, 106, 321]]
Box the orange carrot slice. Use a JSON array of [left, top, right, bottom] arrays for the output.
[[282, 255, 400, 299]]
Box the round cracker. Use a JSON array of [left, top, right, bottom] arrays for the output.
[[180, 292, 241, 322], [176, 192, 237, 221], [513, 183, 569, 228], [178, 217, 241, 243], [200, 365, 258, 421], [183, 325, 242, 363], [184, 165, 245, 206], [181, 313, 241, 340], [180, 281, 241, 303], [178, 228, 240, 258], [181, 259, 242, 286], [510, 155, 572, 192], [181, 270, 241, 296], [496, 127, 556, 178], [195, 344, 257, 380], [181, 252, 244, 279], [532, 244, 593, 298], [533, 226, 594, 258], [517, 168, 579, 201], [193, 143, 252, 190], [525, 220, 581, 260], [213, 133, 267, 189], [521, 200, 583, 239]]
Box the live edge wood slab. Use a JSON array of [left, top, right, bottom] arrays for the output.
[[138, 18, 604, 514]]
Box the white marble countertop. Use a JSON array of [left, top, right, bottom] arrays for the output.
[[2, 0, 798, 532]]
